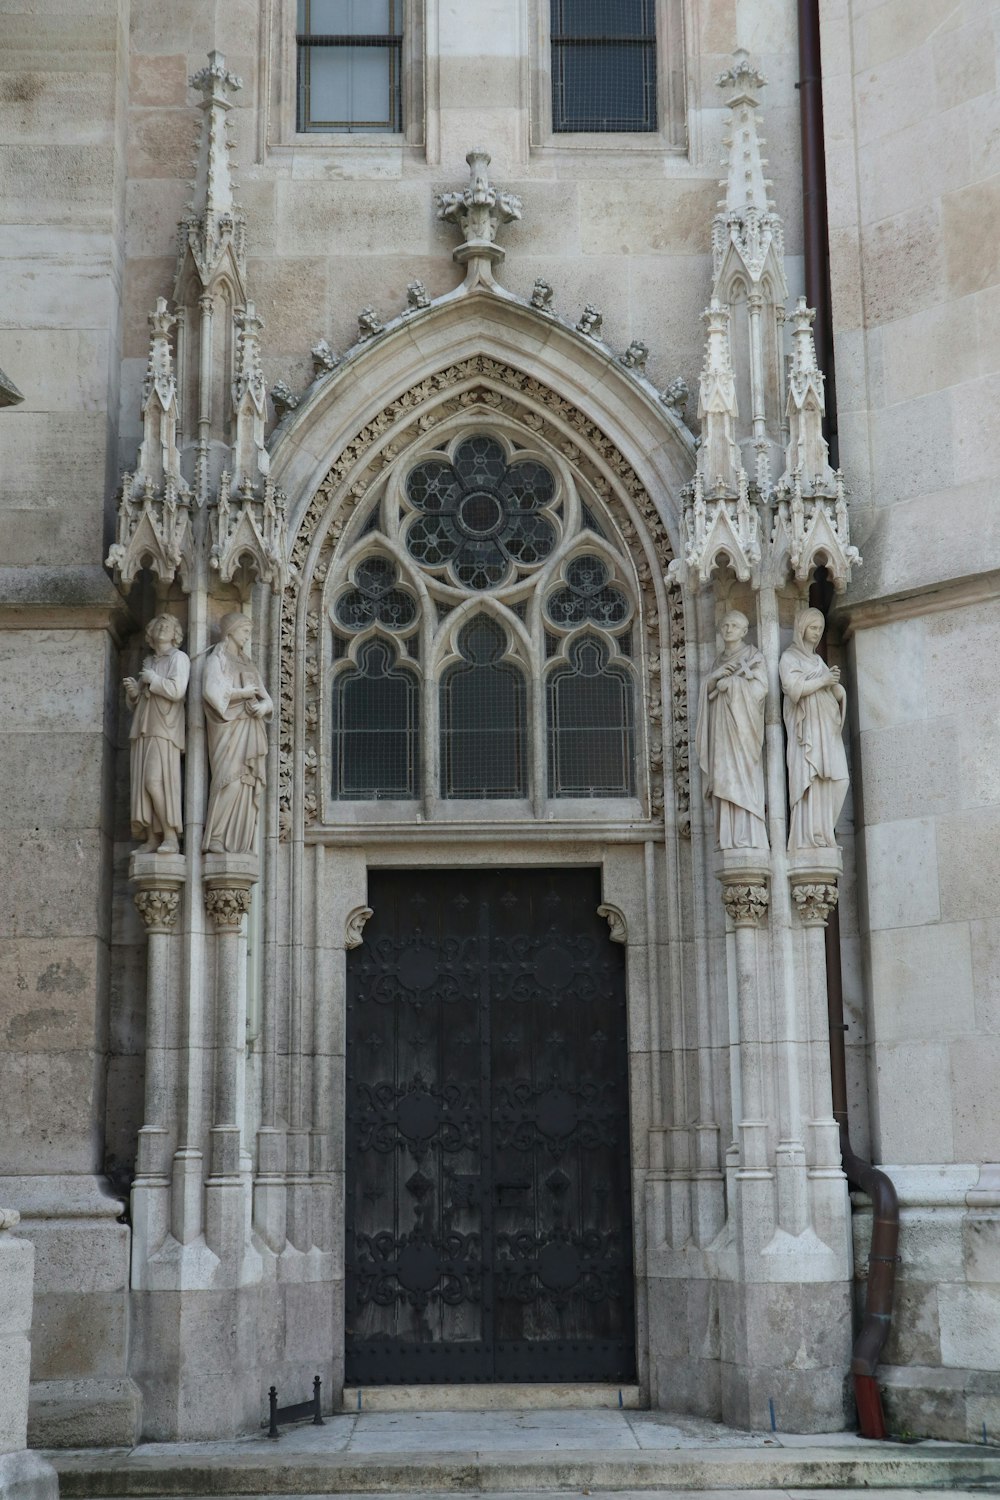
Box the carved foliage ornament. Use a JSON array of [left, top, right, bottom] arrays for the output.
[[204, 885, 252, 930], [277, 356, 689, 839], [791, 882, 839, 928], [134, 887, 181, 931], [722, 882, 770, 927]]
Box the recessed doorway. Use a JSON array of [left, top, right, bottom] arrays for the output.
[[344, 867, 635, 1384]]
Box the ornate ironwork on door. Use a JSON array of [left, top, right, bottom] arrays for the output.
[[345, 868, 635, 1383]]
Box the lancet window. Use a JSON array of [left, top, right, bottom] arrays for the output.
[[324, 428, 641, 815]]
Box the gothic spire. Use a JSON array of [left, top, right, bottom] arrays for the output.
[[177, 51, 247, 295]]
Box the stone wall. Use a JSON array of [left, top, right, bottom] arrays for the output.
[[824, 0, 1000, 1440], [0, 0, 139, 1448]]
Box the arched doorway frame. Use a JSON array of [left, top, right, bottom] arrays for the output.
[[257, 292, 723, 1399]]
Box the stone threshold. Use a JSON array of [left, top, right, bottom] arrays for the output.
[[342, 1384, 643, 1411], [50, 1443, 1000, 1496]]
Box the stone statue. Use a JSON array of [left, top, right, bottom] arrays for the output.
[[695, 610, 768, 852], [780, 606, 849, 852], [124, 614, 190, 854], [203, 612, 273, 855]]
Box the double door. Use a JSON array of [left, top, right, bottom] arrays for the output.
[[344, 867, 635, 1383]]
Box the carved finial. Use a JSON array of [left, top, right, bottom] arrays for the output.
[[435, 148, 522, 281], [576, 304, 603, 338], [106, 297, 192, 589], [405, 280, 431, 312], [716, 48, 767, 102], [270, 380, 299, 422], [661, 376, 689, 417], [178, 51, 247, 292], [619, 339, 648, 374], [311, 338, 340, 376], [357, 306, 384, 341], [530, 278, 554, 311]]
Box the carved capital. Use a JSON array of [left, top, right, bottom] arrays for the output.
[[135, 887, 181, 932], [792, 881, 839, 927], [204, 885, 252, 931], [597, 903, 627, 945], [0, 1207, 22, 1232], [722, 881, 770, 927], [345, 905, 374, 950]]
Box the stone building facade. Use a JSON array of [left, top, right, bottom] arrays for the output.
[[1, 0, 998, 1448]]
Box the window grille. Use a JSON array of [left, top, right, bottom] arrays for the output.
[[335, 556, 416, 632], [440, 618, 527, 799], [405, 439, 558, 591], [326, 434, 643, 809], [550, 0, 657, 133], [548, 635, 635, 797], [332, 639, 419, 799], [297, 0, 403, 134]]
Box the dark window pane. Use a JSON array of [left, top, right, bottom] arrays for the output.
[[551, 0, 654, 37], [548, 636, 635, 797], [550, 0, 657, 133], [333, 640, 419, 799], [441, 619, 527, 799]]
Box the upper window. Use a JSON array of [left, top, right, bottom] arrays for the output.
[[297, 0, 403, 134], [550, 0, 657, 133], [324, 430, 642, 814]]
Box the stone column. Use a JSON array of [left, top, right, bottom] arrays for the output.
[[719, 863, 772, 1185], [130, 852, 186, 1277], [203, 853, 257, 1267], [0, 1210, 57, 1500], [790, 849, 850, 1253]]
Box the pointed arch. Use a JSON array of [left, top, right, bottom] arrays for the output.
[[271, 301, 695, 840]]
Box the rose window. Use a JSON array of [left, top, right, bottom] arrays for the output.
[[404, 436, 557, 590]]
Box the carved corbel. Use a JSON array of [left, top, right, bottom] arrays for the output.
[[345, 906, 374, 950], [597, 903, 628, 944]]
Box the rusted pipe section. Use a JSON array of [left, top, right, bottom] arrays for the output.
[[799, 0, 900, 1437], [811, 556, 900, 1439], [823, 877, 899, 1441]]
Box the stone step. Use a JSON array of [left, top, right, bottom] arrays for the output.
[[50, 1442, 1000, 1497], [341, 1385, 643, 1412]]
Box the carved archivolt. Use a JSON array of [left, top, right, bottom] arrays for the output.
[[277, 356, 689, 839]]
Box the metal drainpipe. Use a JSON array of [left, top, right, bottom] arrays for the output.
[[798, 0, 900, 1441]]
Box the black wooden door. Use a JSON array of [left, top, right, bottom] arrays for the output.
[[344, 867, 635, 1384]]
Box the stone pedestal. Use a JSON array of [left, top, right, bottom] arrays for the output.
[[0, 1212, 57, 1500]]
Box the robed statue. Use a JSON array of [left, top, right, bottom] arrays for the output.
[[202, 612, 273, 855], [779, 607, 849, 852], [124, 614, 190, 855], [695, 610, 769, 852]]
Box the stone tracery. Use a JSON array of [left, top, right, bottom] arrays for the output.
[[277, 357, 688, 837]]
